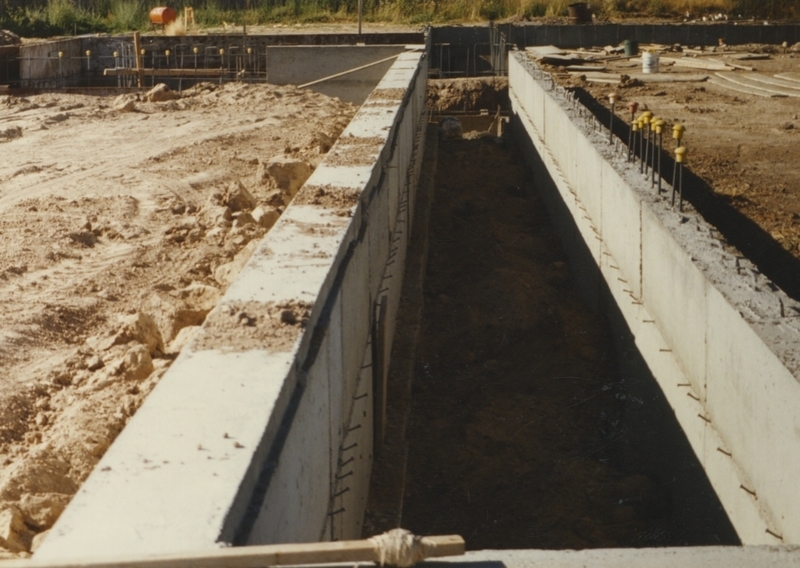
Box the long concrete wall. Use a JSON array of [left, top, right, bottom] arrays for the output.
[[508, 51, 800, 545], [17, 38, 420, 102], [34, 48, 427, 559]]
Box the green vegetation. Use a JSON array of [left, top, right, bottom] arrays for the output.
[[0, 0, 797, 37]]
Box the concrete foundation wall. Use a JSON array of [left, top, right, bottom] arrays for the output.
[[19, 38, 84, 88], [509, 52, 800, 545], [35, 49, 427, 559], [265, 45, 410, 104], [18, 38, 411, 104]]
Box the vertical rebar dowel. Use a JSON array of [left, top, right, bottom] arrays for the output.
[[114, 51, 120, 88], [673, 146, 687, 209], [657, 131, 663, 194], [608, 92, 617, 144], [627, 102, 638, 163], [638, 120, 645, 172], [671, 159, 678, 207]]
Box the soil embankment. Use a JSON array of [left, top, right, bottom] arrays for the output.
[[0, 82, 354, 556]]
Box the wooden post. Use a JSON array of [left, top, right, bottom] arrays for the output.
[[0, 533, 465, 568], [133, 31, 144, 88]]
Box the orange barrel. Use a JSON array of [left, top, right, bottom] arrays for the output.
[[149, 7, 177, 25]]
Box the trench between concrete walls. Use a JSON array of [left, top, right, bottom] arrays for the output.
[[508, 51, 800, 545]]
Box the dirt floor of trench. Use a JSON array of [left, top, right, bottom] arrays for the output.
[[0, 82, 355, 556], [366, 80, 740, 549]]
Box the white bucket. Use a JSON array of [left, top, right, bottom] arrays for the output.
[[642, 51, 660, 74]]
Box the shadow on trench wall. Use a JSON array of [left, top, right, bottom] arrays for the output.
[[509, 116, 741, 546], [571, 87, 800, 304]]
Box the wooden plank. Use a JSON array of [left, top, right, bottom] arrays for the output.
[[0, 534, 466, 568], [631, 73, 709, 83], [104, 68, 223, 77], [565, 64, 607, 72], [732, 53, 771, 61], [707, 58, 754, 71], [661, 56, 733, 71], [568, 71, 622, 81], [133, 31, 144, 88], [745, 73, 800, 90], [775, 72, 800, 84], [525, 45, 567, 59], [716, 71, 800, 97], [708, 75, 784, 98], [540, 54, 585, 66], [586, 78, 621, 84]]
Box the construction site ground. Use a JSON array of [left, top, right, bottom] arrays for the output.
[[0, 82, 354, 556], [1, 35, 799, 558], [542, 44, 800, 299]]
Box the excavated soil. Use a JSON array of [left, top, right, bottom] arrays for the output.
[[0, 81, 355, 556]]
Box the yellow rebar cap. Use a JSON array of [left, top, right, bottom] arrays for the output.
[[675, 146, 687, 163], [673, 123, 686, 139], [632, 122, 640, 132]]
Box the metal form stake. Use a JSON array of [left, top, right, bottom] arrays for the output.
[[672, 146, 687, 209], [652, 119, 664, 188], [654, 119, 665, 193], [638, 117, 645, 171], [85, 50, 91, 87], [630, 120, 639, 163], [627, 101, 639, 162], [608, 92, 617, 144], [641, 111, 652, 177]]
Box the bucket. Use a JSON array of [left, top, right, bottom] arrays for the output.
[[623, 39, 639, 57], [568, 2, 592, 24], [642, 51, 660, 74]]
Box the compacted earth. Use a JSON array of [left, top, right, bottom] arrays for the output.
[[397, 128, 736, 549], [0, 81, 355, 555]]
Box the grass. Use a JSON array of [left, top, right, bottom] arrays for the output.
[[0, 0, 797, 37]]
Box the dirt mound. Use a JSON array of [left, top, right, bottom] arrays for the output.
[[427, 77, 509, 112], [0, 81, 355, 555]]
